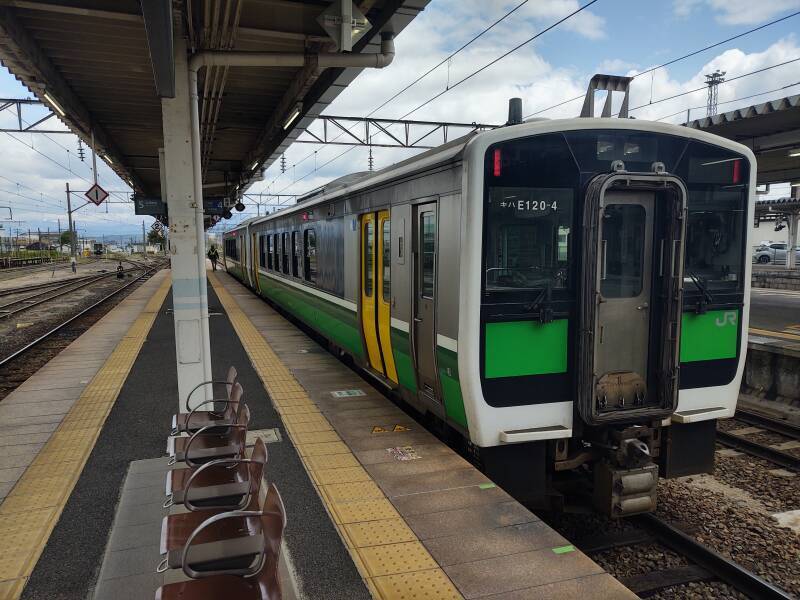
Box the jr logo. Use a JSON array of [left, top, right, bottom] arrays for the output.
[[715, 311, 738, 327]]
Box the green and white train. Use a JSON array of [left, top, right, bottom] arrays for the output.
[[224, 100, 754, 516]]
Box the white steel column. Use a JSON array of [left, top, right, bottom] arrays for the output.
[[161, 35, 213, 411]]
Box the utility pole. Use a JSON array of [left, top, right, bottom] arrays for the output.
[[142, 220, 146, 254], [705, 70, 725, 117], [65, 182, 76, 260], [91, 129, 98, 185]]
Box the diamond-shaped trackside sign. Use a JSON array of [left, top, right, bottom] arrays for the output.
[[85, 183, 108, 206]]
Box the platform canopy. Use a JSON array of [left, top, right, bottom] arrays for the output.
[[686, 94, 800, 185], [0, 0, 427, 202]]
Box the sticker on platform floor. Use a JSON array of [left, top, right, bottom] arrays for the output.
[[331, 389, 366, 398], [479, 483, 496, 490], [387, 446, 421, 461], [247, 428, 282, 444], [392, 424, 410, 432], [372, 426, 389, 434], [552, 545, 575, 555]]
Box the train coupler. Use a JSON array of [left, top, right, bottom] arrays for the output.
[[593, 436, 658, 517]]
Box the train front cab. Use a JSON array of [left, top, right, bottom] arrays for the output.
[[461, 124, 753, 516]]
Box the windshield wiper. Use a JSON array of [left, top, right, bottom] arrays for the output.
[[523, 281, 554, 324], [687, 270, 714, 314]]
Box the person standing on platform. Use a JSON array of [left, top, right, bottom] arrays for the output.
[[207, 245, 219, 271], [70, 255, 77, 274]]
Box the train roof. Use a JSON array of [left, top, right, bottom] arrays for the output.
[[224, 117, 754, 235]]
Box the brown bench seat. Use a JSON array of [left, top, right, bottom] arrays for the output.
[[167, 386, 249, 468], [165, 437, 268, 510], [171, 367, 240, 435], [155, 483, 286, 600]]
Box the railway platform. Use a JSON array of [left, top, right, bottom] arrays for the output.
[[0, 268, 636, 600]]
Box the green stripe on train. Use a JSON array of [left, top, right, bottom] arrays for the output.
[[680, 309, 739, 363], [484, 319, 568, 378], [256, 274, 365, 359], [390, 327, 417, 394], [437, 346, 467, 428]]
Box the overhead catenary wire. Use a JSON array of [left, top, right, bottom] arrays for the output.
[[524, 9, 800, 118], [266, 1, 600, 200], [398, 0, 600, 120], [623, 56, 800, 114], [260, 0, 536, 194], [653, 80, 800, 122], [243, 6, 800, 216]]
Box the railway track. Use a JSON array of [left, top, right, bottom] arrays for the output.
[[716, 409, 800, 472], [0, 266, 146, 318], [577, 515, 793, 598], [0, 262, 164, 369]]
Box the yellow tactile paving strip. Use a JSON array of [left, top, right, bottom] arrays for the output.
[[0, 276, 171, 600], [208, 272, 463, 600]]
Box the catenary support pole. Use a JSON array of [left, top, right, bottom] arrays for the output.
[[161, 34, 213, 410], [65, 182, 76, 260]]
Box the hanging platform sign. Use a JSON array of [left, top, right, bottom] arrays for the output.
[[133, 196, 166, 216], [203, 197, 226, 215], [85, 183, 109, 206]]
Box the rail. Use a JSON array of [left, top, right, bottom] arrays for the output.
[[632, 514, 793, 599], [0, 265, 148, 318], [715, 429, 800, 471], [0, 262, 164, 368]]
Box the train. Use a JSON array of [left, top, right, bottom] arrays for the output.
[[223, 95, 754, 517]]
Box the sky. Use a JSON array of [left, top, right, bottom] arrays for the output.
[[1, 0, 799, 238]]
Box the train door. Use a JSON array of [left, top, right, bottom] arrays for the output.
[[377, 211, 398, 383], [251, 232, 261, 293], [412, 202, 438, 399], [595, 192, 654, 402], [360, 213, 384, 374]]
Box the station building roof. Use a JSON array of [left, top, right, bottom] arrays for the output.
[[686, 93, 800, 185], [0, 0, 427, 200]]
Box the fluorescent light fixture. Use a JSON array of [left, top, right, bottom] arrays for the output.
[[791, 181, 800, 187], [103, 153, 113, 165], [250, 160, 259, 170], [43, 91, 65, 117], [789, 148, 800, 158], [283, 104, 302, 130]]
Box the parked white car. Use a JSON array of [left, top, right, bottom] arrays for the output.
[[753, 242, 800, 264]]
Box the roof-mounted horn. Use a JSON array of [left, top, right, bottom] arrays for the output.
[[580, 74, 633, 119]]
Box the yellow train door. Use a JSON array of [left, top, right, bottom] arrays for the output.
[[377, 211, 398, 383], [360, 213, 384, 374]]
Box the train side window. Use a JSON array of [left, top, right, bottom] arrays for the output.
[[258, 235, 266, 269], [292, 231, 300, 277], [267, 235, 274, 270], [281, 233, 289, 274], [382, 219, 391, 301], [364, 220, 374, 297], [420, 211, 435, 298], [273, 234, 280, 271], [304, 229, 317, 284]]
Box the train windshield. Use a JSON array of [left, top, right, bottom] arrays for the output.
[[484, 130, 749, 296], [484, 134, 577, 291], [675, 141, 749, 292]]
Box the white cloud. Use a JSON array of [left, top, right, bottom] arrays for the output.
[[673, 0, 800, 25]]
